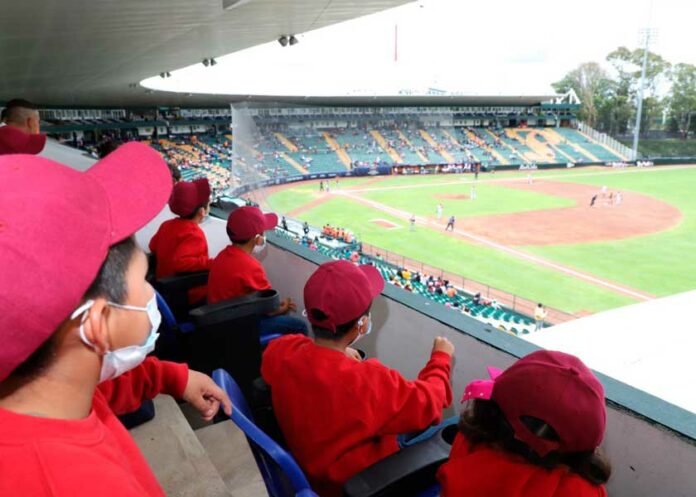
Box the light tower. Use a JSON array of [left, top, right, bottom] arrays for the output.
[[632, 2, 658, 160]]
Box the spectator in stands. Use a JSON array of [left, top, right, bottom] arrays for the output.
[[446, 286, 457, 298], [473, 293, 482, 306], [534, 303, 548, 331], [0, 143, 231, 496], [0, 99, 46, 155], [262, 260, 454, 497], [149, 178, 212, 305], [349, 250, 360, 264], [207, 206, 308, 338], [281, 216, 289, 231], [303, 221, 310, 236], [438, 350, 610, 497]]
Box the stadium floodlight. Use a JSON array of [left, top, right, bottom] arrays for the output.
[[289, 35, 298, 46], [202, 58, 210, 67], [278, 35, 289, 47]]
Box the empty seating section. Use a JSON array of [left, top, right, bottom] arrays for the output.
[[553, 128, 622, 161], [146, 126, 626, 196], [283, 128, 346, 173], [333, 129, 392, 165]]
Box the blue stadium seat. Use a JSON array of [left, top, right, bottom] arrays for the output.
[[213, 369, 450, 497], [212, 369, 320, 497]]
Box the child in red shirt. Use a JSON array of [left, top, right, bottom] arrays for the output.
[[149, 177, 212, 304], [437, 350, 611, 497], [208, 206, 308, 338], [262, 260, 454, 497], [0, 144, 231, 497]]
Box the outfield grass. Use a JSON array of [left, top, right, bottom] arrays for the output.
[[264, 166, 696, 313]]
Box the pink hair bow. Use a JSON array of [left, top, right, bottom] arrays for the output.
[[461, 366, 503, 403]]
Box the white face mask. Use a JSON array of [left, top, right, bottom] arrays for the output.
[[71, 293, 161, 383], [349, 313, 372, 347], [252, 235, 267, 254]]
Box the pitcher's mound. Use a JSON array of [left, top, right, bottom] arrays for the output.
[[371, 219, 400, 229], [435, 193, 470, 200]]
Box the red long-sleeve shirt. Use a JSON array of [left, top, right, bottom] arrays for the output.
[[261, 335, 452, 497], [149, 218, 211, 303], [0, 357, 188, 497], [437, 433, 607, 497], [207, 245, 271, 304]]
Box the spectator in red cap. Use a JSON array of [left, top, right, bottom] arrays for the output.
[[149, 178, 212, 304], [0, 99, 46, 155], [208, 206, 308, 338], [261, 260, 455, 497], [0, 143, 231, 497], [438, 350, 611, 497]]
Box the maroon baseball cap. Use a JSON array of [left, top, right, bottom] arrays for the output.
[[304, 260, 384, 332], [492, 350, 606, 456], [0, 125, 46, 155], [226, 206, 278, 242], [168, 178, 211, 217], [0, 142, 172, 381]]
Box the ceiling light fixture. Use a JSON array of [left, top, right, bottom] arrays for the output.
[[289, 35, 298, 46], [202, 58, 210, 67], [278, 35, 288, 47]]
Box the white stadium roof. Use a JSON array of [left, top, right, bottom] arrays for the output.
[[0, 0, 411, 107], [527, 291, 696, 415]]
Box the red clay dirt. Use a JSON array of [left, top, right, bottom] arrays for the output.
[[453, 180, 683, 246], [371, 219, 400, 229], [434, 193, 470, 200]]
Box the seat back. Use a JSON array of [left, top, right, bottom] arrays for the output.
[[213, 369, 319, 497], [189, 290, 279, 399], [154, 270, 209, 322], [153, 290, 190, 363]]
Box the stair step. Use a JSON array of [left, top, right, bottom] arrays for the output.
[[195, 421, 268, 497], [131, 395, 231, 497]]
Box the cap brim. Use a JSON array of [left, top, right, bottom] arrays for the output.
[[86, 142, 173, 244], [26, 134, 46, 154], [358, 264, 385, 298], [263, 212, 278, 231], [194, 178, 212, 203]]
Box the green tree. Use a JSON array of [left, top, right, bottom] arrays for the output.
[[606, 47, 671, 135], [552, 62, 615, 129], [667, 63, 696, 138]]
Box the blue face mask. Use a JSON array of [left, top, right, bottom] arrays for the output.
[[71, 293, 161, 383]]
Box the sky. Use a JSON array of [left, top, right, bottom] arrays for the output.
[[142, 0, 696, 98]]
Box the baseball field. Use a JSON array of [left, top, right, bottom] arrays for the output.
[[258, 165, 696, 316]]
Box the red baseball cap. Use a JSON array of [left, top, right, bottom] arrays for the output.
[[304, 260, 384, 332], [0, 142, 172, 381], [489, 350, 606, 456], [226, 206, 278, 241], [168, 178, 211, 217], [0, 125, 46, 155]]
